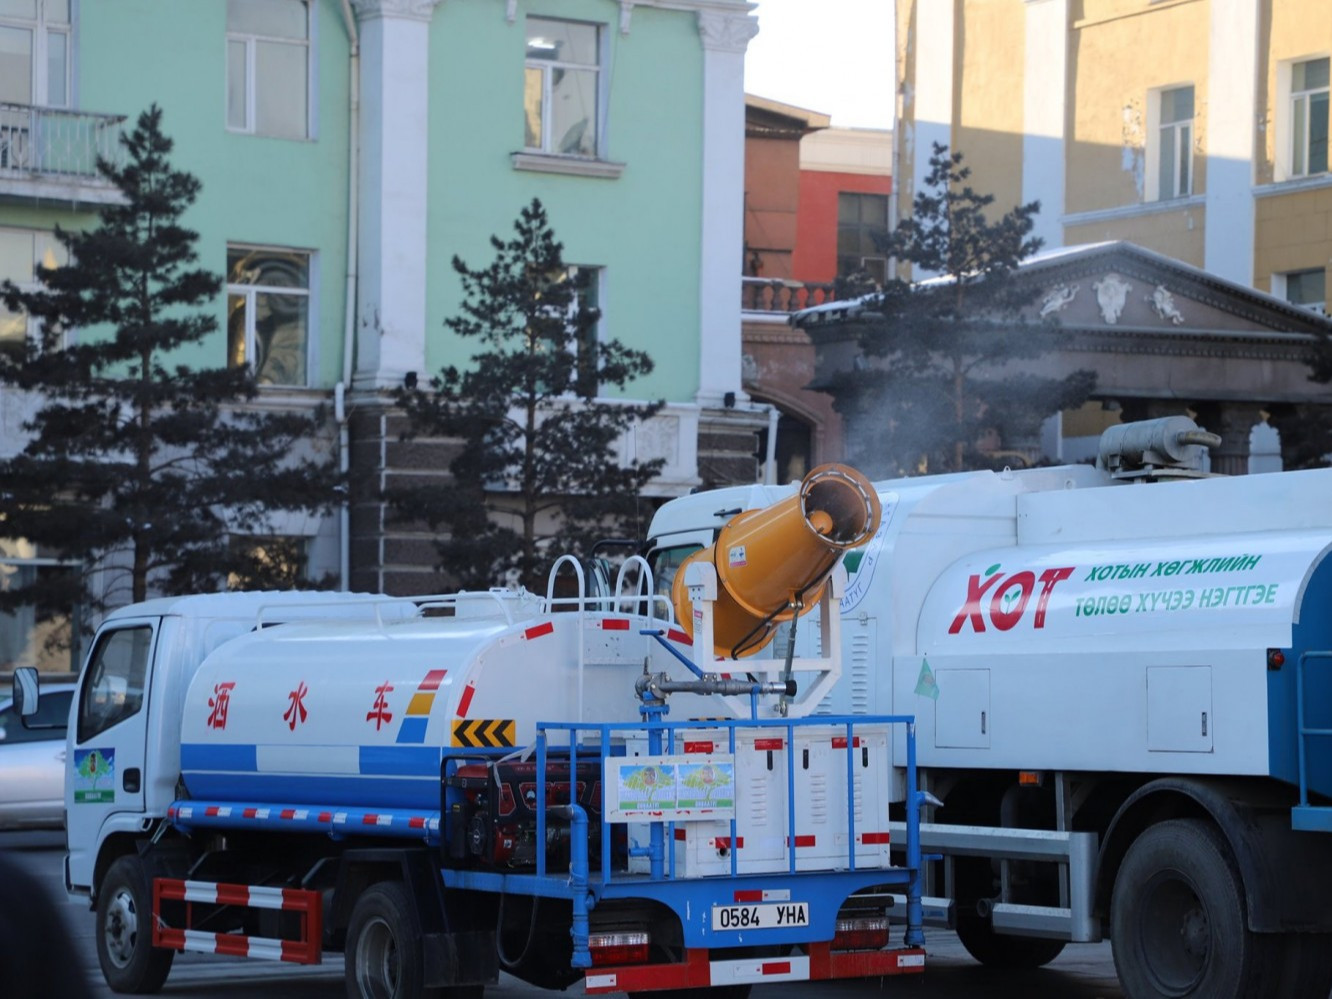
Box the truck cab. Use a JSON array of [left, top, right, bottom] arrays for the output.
[[63, 592, 416, 896]]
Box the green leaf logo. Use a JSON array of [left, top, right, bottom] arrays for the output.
[[985, 563, 1001, 577]]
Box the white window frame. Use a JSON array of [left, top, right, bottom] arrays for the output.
[[836, 192, 890, 283], [1146, 84, 1193, 202], [226, 533, 310, 589], [0, 537, 78, 673], [1277, 56, 1330, 182], [0, 0, 70, 109], [225, 0, 313, 140], [541, 264, 604, 398], [0, 226, 66, 356], [1273, 268, 1327, 315], [524, 16, 604, 159], [226, 244, 314, 388]]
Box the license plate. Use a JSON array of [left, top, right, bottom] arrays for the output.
[[711, 902, 809, 931]]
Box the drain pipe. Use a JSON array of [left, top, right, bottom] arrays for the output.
[[763, 402, 779, 484], [336, 0, 360, 591]]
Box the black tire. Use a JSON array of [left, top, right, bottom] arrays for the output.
[[1111, 818, 1277, 998], [96, 854, 173, 994], [345, 881, 436, 999], [955, 915, 1067, 969]]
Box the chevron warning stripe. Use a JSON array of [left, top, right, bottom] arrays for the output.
[[451, 718, 516, 748]]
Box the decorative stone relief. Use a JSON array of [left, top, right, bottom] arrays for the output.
[[1092, 274, 1132, 325], [620, 1, 634, 34], [636, 415, 681, 467], [1039, 284, 1079, 318], [351, 0, 443, 22], [697, 10, 759, 53], [1146, 284, 1185, 325], [741, 352, 759, 386]]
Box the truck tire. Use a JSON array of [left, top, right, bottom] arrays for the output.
[[955, 916, 1066, 969], [346, 881, 435, 999], [1111, 818, 1277, 998], [96, 855, 173, 994]]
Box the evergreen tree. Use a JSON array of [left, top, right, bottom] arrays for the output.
[[0, 105, 337, 624], [835, 144, 1096, 477], [1268, 330, 1332, 469], [394, 199, 663, 590]]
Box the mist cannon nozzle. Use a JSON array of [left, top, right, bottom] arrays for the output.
[[671, 463, 881, 658]]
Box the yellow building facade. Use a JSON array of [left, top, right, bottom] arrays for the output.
[[897, 0, 1329, 311]]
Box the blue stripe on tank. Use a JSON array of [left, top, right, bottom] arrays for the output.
[[183, 773, 437, 809], [395, 716, 429, 745], [359, 745, 441, 777], [181, 743, 257, 773]]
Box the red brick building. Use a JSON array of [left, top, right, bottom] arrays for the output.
[[740, 96, 893, 482]]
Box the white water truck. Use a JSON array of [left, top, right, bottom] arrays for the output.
[[16, 464, 937, 998], [643, 416, 1332, 998]]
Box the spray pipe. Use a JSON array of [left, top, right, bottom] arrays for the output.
[[639, 630, 795, 718]]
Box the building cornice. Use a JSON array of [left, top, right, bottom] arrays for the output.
[[1062, 195, 1206, 229], [697, 9, 759, 52], [350, 0, 443, 23], [1253, 174, 1332, 200]]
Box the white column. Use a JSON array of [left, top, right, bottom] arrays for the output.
[[1205, 0, 1258, 286], [351, 0, 440, 390], [695, 10, 758, 408], [1023, 0, 1068, 250], [912, 0, 954, 209]]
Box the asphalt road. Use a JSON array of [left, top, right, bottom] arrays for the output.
[[1, 829, 1125, 999]]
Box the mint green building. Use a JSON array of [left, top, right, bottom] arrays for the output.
[[0, 0, 768, 668]]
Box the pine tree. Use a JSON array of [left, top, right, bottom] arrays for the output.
[[1268, 331, 1332, 469], [394, 199, 663, 590], [0, 105, 337, 625], [835, 144, 1096, 477]]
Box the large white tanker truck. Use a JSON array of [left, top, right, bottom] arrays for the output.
[[15, 465, 937, 999], [644, 416, 1332, 998]]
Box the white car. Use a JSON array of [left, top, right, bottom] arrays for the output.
[[0, 682, 74, 830]]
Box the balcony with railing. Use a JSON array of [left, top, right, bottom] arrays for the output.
[[741, 276, 841, 316], [0, 104, 127, 205]]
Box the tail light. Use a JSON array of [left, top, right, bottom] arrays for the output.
[[589, 931, 650, 966], [832, 915, 890, 952]]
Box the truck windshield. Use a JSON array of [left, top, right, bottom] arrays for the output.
[[647, 544, 702, 600]]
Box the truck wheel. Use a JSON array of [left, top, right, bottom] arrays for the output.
[[955, 916, 1066, 969], [96, 854, 173, 994], [346, 881, 434, 999], [1111, 818, 1274, 998]]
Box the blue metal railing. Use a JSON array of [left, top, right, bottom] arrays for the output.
[[441, 712, 926, 964]]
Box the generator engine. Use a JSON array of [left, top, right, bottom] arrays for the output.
[[446, 757, 607, 870]]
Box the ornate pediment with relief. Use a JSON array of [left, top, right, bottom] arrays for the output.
[[796, 241, 1332, 404], [1020, 243, 1330, 345]]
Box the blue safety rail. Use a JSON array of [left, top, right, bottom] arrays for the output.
[[441, 714, 925, 967], [1292, 650, 1332, 832]]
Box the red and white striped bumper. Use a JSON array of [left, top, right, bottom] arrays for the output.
[[583, 942, 926, 994]]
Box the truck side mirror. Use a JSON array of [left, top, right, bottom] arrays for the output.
[[12, 666, 39, 719]]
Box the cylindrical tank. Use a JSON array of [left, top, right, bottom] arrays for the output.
[[177, 597, 685, 812], [672, 463, 881, 658]]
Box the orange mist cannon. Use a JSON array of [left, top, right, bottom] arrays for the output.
[[672, 464, 881, 659]]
